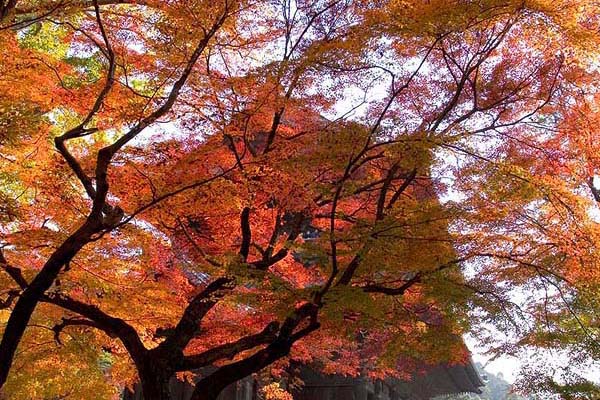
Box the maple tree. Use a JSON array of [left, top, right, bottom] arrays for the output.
[[1, 0, 600, 399]]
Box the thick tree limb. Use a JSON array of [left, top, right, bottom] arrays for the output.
[[375, 163, 400, 220], [239, 207, 251, 261], [336, 169, 418, 286], [278, 302, 318, 338], [264, 212, 282, 260], [386, 168, 417, 210], [335, 253, 363, 287], [177, 321, 280, 371], [250, 212, 303, 270], [159, 277, 235, 352], [51, 317, 111, 345], [0, 236, 146, 378], [263, 107, 284, 154], [190, 303, 319, 400], [0, 218, 101, 388], [42, 292, 147, 359]]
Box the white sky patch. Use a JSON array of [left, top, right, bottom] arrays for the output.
[[129, 218, 171, 244], [130, 119, 189, 144], [465, 333, 520, 383]]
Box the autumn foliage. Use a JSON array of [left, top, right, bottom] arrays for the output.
[[1, 0, 600, 399]]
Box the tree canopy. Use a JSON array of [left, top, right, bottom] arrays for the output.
[[1, 1, 600, 399]]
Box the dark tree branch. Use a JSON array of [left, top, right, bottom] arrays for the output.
[[54, 0, 116, 203], [264, 212, 282, 260], [262, 0, 342, 154], [336, 168, 418, 287], [264, 107, 284, 154], [317, 49, 441, 295], [278, 302, 318, 338], [0, 290, 19, 310], [0, 249, 28, 289], [375, 163, 400, 221], [118, 164, 238, 229], [159, 277, 235, 352], [314, 178, 385, 206], [190, 302, 319, 400], [223, 133, 244, 171], [0, 1, 64, 31], [239, 207, 251, 261], [0, 217, 103, 388], [0, 248, 147, 363], [42, 292, 147, 359], [362, 274, 422, 296], [588, 177, 600, 203], [52, 317, 111, 345], [0, 16, 235, 381], [361, 259, 464, 296], [190, 323, 320, 400], [177, 218, 221, 267], [386, 168, 417, 210], [335, 254, 362, 287], [250, 212, 303, 270], [176, 321, 280, 371]]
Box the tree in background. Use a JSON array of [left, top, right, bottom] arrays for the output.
[[1, 1, 600, 399]]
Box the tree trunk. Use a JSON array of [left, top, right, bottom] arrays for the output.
[[137, 356, 175, 400], [139, 376, 172, 400], [0, 220, 98, 388]]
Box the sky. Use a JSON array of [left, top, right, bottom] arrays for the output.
[[465, 334, 520, 383]]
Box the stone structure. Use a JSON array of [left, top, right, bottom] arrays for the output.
[[293, 363, 483, 400]]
